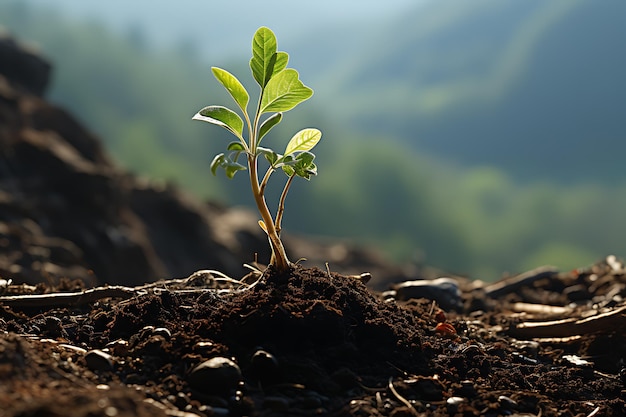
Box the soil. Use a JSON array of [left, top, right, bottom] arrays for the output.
[[1, 258, 626, 417], [2, 30, 626, 417]]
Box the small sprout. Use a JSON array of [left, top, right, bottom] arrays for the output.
[[193, 27, 322, 274]]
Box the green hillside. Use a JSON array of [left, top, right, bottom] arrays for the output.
[[308, 0, 626, 183]]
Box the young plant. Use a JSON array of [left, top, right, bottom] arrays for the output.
[[193, 27, 322, 274]]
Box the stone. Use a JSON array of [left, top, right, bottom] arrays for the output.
[[392, 277, 463, 311], [84, 349, 114, 372], [187, 357, 242, 396]]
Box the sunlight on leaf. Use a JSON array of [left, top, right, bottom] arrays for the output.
[[260, 69, 313, 113], [211, 67, 249, 113], [273, 52, 289, 75], [285, 128, 322, 156], [193, 106, 244, 139], [250, 27, 278, 88]]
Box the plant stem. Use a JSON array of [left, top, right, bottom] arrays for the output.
[[275, 174, 295, 235], [248, 154, 291, 273]]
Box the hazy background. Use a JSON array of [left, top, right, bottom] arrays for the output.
[[2, 0, 625, 280]]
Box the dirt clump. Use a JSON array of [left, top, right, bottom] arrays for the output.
[[1, 261, 626, 416]]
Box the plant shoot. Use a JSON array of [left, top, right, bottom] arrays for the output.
[[193, 27, 321, 274]]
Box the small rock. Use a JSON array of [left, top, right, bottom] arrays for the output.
[[105, 339, 129, 356], [498, 395, 518, 410], [187, 357, 242, 396], [250, 349, 280, 385], [446, 396, 465, 414], [85, 349, 114, 372], [0, 278, 11, 294], [393, 277, 462, 311], [152, 327, 171, 340], [454, 380, 477, 398], [44, 316, 65, 338]]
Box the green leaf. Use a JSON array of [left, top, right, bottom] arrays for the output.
[[227, 141, 246, 151], [211, 67, 249, 113], [282, 152, 317, 179], [257, 146, 279, 166], [293, 152, 317, 179], [273, 52, 289, 75], [260, 69, 313, 113], [210, 153, 226, 176], [281, 165, 295, 177], [225, 162, 247, 178], [295, 151, 315, 165], [193, 106, 244, 139], [258, 113, 283, 142], [250, 27, 277, 87], [210, 153, 247, 178], [277, 154, 295, 166], [295, 163, 317, 180], [284, 128, 321, 156]]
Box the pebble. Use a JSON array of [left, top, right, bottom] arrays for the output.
[[455, 380, 477, 398], [152, 327, 172, 340], [250, 349, 280, 384], [85, 349, 114, 372], [105, 339, 129, 356], [187, 357, 242, 395], [498, 395, 518, 410], [0, 278, 11, 294], [446, 396, 465, 413], [391, 277, 463, 311]]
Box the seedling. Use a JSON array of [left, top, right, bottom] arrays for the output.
[[193, 27, 321, 274]]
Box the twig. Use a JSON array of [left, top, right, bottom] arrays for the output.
[[508, 305, 626, 339], [387, 377, 419, 417], [0, 286, 141, 308], [0, 270, 247, 309], [484, 266, 558, 298], [511, 302, 573, 316], [587, 406, 600, 417]]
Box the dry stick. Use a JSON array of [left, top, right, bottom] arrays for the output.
[[508, 304, 626, 339], [511, 302, 572, 316], [0, 285, 140, 308], [387, 377, 419, 417], [0, 271, 244, 309], [587, 406, 601, 417], [484, 265, 558, 298], [325, 262, 333, 280]]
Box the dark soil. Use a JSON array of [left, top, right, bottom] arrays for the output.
[[1, 260, 626, 417], [2, 30, 626, 417]]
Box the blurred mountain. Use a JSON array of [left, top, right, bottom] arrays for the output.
[[305, 0, 626, 183]]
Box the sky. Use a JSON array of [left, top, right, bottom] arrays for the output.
[[25, 0, 421, 58]]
